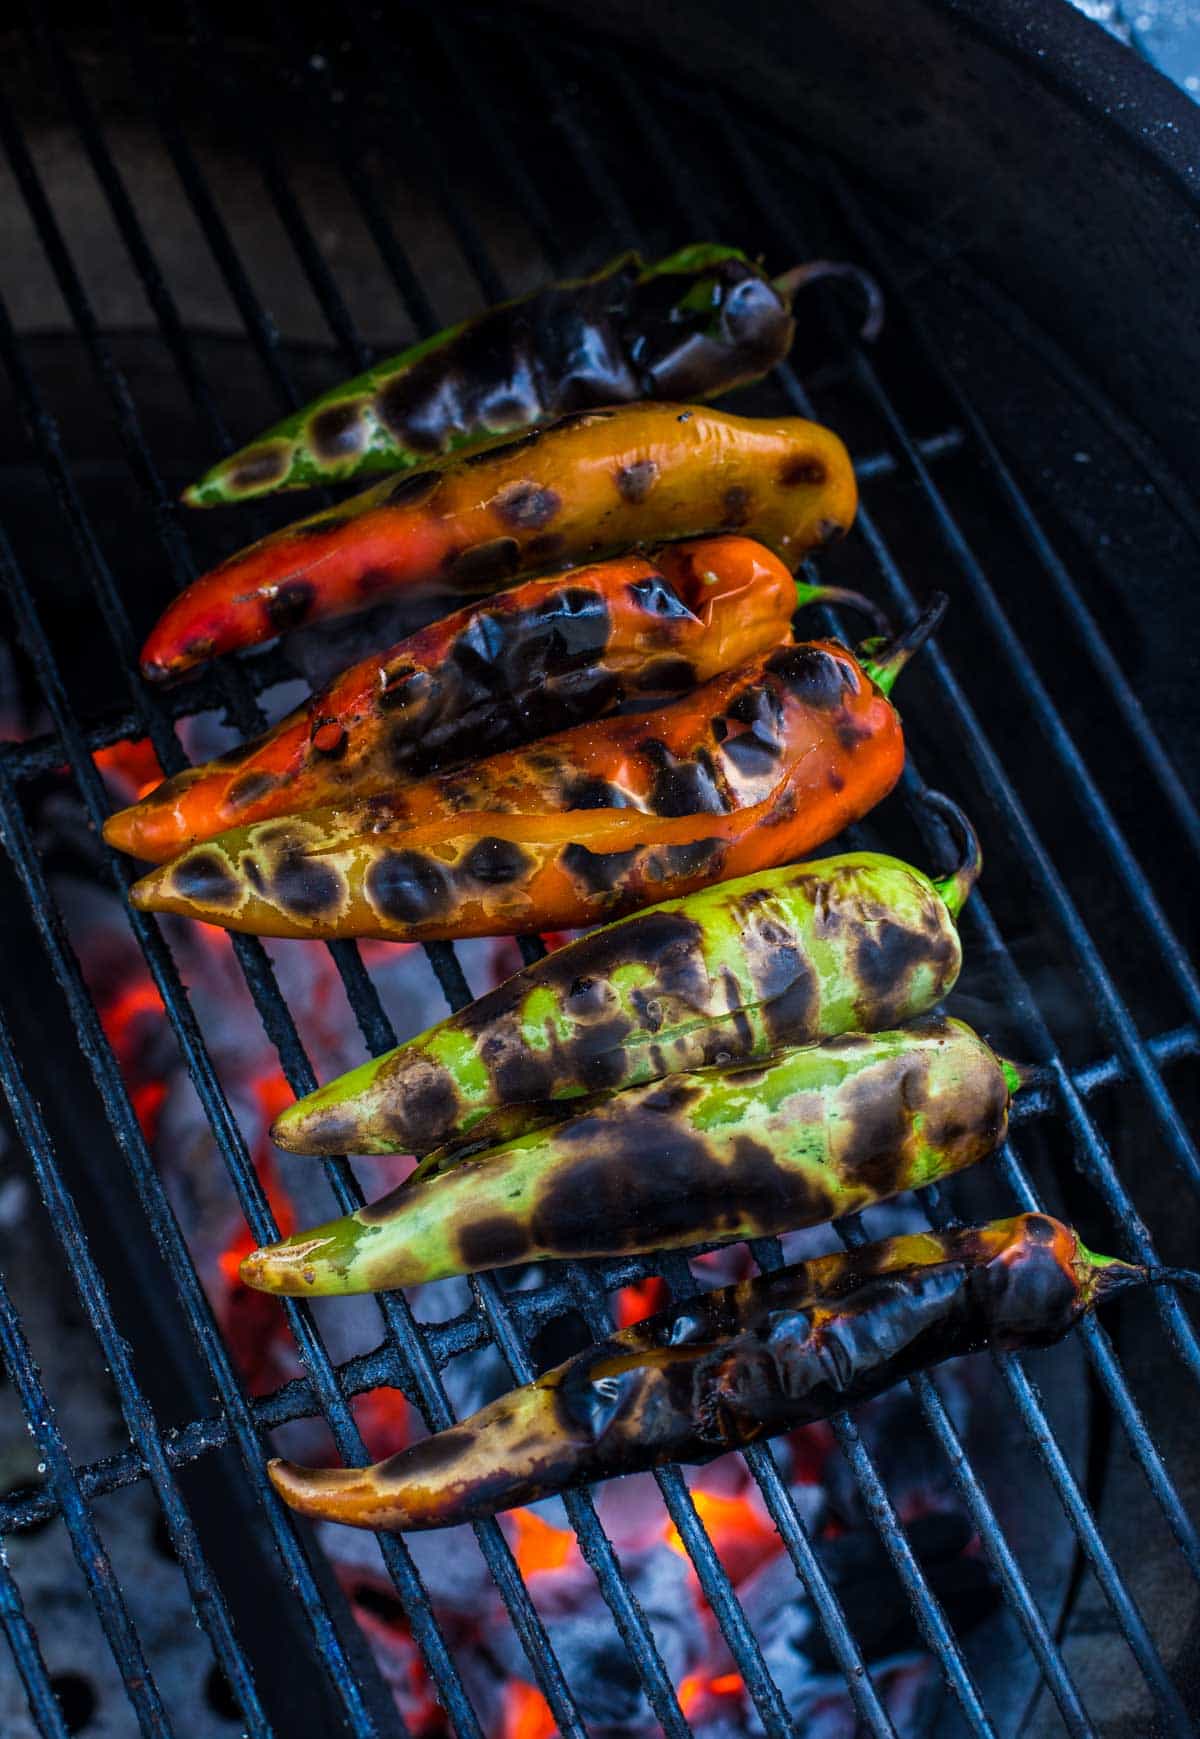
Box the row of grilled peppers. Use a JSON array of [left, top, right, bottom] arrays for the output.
[[106, 246, 1194, 1534]]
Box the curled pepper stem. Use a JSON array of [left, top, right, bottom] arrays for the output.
[[793, 577, 892, 637], [924, 790, 982, 918], [859, 591, 949, 698], [772, 260, 886, 342], [1145, 1267, 1200, 1293]]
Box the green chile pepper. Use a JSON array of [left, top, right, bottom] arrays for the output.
[[270, 796, 980, 1159], [242, 1015, 1018, 1296]]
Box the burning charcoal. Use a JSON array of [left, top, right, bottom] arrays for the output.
[[490, 1543, 704, 1737]]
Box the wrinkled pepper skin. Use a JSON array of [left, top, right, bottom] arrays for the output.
[[140, 404, 857, 680], [240, 1016, 1017, 1296], [266, 1216, 1168, 1531], [270, 818, 980, 1158], [130, 629, 917, 940], [183, 245, 803, 507], [106, 538, 800, 863]]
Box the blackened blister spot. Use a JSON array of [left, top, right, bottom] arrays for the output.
[[444, 538, 522, 590], [458, 1214, 532, 1270], [378, 664, 432, 713], [271, 851, 344, 918], [977, 1246, 1079, 1347], [778, 455, 827, 488], [462, 836, 530, 885], [856, 922, 930, 1011], [627, 573, 693, 619], [767, 645, 851, 708], [651, 756, 726, 817], [661, 838, 723, 877], [286, 513, 351, 541], [172, 850, 239, 907], [491, 1045, 555, 1103], [563, 776, 630, 809], [575, 1016, 637, 1089], [309, 402, 366, 460], [366, 851, 453, 923], [722, 484, 753, 527], [231, 446, 288, 489], [228, 770, 282, 811], [562, 842, 639, 893], [385, 470, 443, 507], [615, 459, 659, 503], [1024, 1215, 1057, 1245], [635, 656, 695, 692], [495, 483, 562, 530], [267, 580, 317, 633], [722, 732, 782, 777], [525, 532, 566, 564]]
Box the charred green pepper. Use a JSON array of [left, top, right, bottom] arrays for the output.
[[182, 247, 878, 507], [269, 797, 980, 1159], [265, 1214, 1196, 1530], [241, 1015, 1016, 1295]]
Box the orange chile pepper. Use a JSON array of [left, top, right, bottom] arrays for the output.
[[107, 537, 830, 863], [129, 598, 944, 940], [138, 404, 857, 681]]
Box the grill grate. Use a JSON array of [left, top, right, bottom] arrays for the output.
[[0, 6, 1197, 1738]]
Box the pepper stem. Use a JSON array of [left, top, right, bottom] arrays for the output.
[[1144, 1266, 1200, 1294], [771, 260, 886, 342], [793, 577, 892, 636], [859, 592, 948, 697], [924, 790, 983, 918], [999, 1059, 1032, 1097]]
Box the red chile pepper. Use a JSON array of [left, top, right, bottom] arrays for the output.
[[107, 536, 876, 863], [129, 597, 945, 940], [264, 1215, 1198, 1531], [139, 404, 857, 681]]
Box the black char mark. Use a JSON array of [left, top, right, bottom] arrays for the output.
[[227, 770, 283, 811], [308, 402, 365, 461], [444, 537, 522, 591], [615, 460, 659, 504], [495, 483, 562, 531], [457, 1213, 533, 1271], [562, 842, 640, 893], [366, 851, 454, 924], [721, 485, 753, 528], [462, 836, 530, 885], [855, 920, 950, 1024], [530, 1113, 829, 1255], [266, 581, 317, 633], [270, 850, 344, 919], [172, 850, 240, 908], [627, 573, 694, 620], [778, 455, 827, 488], [768, 645, 855, 708], [231, 445, 288, 490]]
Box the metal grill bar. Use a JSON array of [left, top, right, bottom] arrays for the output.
[[0, 8, 1196, 1739], [0, 949, 270, 1733]]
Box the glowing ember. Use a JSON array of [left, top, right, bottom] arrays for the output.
[[94, 736, 164, 802], [664, 1484, 781, 1586], [499, 1680, 556, 1739], [504, 1506, 576, 1577]]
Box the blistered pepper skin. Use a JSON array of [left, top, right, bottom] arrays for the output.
[[270, 821, 979, 1158], [266, 1216, 1159, 1531], [106, 539, 798, 863], [240, 1016, 1017, 1296], [182, 246, 800, 507], [141, 404, 857, 681], [130, 635, 908, 939]]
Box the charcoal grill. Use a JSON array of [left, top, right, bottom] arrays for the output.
[[0, 2, 1198, 1736]]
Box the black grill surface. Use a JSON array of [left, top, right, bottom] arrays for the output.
[[0, 7, 1197, 1739]]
